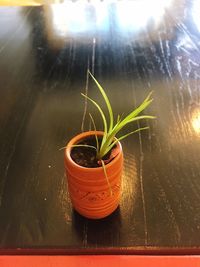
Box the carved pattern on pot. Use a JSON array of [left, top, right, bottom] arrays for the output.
[[74, 183, 120, 203]]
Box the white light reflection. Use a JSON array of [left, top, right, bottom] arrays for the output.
[[193, 0, 200, 32], [51, 3, 87, 35], [192, 108, 200, 134], [116, 0, 172, 32], [51, 1, 108, 36], [94, 2, 108, 29], [51, 0, 172, 36]]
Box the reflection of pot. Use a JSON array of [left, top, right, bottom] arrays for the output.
[[64, 131, 123, 219]]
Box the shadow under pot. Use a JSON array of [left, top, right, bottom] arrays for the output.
[[64, 131, 123, 219]]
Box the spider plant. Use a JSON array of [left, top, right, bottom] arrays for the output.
[[81, 71, 155, 160]]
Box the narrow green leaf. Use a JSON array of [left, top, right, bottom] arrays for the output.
[[99, 115, 154, 158], [81, 93, 107, 135], [98, 93, 154, 158], [89, 71, 114, 132], [117, 126, 149, 142], [118, 115, 156, 130], [102, 127, 149, 157], [89, 113, 99, 155], [100, 159, 113, 196], [59, 146, 67, 151], [98, 118, 122, 158], [82, 93, 108, 156], [122, 98, 153, 123]]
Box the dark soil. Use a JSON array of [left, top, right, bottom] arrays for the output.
[[71, 136, 115, 168]]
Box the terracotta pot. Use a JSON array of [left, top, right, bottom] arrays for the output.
[[64, 131, 123, 219]]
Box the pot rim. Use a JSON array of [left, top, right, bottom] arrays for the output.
[[65, 131, 123, 171]]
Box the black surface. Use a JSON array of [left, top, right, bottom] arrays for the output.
[[1, 2, 200, 254]]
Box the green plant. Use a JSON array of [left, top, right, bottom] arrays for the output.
[[81, 71, 155, 160]]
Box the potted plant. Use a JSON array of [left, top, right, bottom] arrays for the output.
[[64, 72, 155, 219]]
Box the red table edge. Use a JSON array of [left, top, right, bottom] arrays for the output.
[[1, 248, 200, 267], [0, 255, 200, 267]]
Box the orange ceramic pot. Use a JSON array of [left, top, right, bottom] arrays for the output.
[[64, 131, 123, 219]]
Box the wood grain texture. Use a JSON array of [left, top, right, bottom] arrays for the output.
[[0, 2, 200, 254]]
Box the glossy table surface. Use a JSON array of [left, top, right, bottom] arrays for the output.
[[1, 1, 200, 255]]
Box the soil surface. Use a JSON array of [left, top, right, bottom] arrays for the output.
[[70, 136, 115, 168]]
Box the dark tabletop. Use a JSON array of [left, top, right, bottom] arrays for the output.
[[1, 1, 200, 255]]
